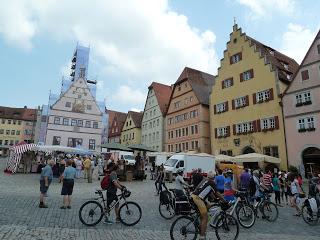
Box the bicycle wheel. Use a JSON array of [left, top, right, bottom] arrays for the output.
[[119, 201, 142, 226], [159, 202, 175, 219], [302, 205, 319, 226], [261, 202, 278, 222], [79, 200, 104, 226], [215, 213, 239, 240], [237, 205, 255, 228], [170, 215, 198, 240]]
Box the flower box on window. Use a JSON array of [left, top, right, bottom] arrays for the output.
[[307, 127, 316, 131], [298, 128, 307, 132], [262, 128, 268, 132], [296, 102, 304, 107], [303, 101, 312, 105]]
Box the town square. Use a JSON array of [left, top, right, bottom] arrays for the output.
[[0, 1, 320, 240]]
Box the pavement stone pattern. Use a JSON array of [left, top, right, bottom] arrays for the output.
[[0, 157, 319, 240]]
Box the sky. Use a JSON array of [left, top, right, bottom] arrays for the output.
[[0, 0, 319, 112]]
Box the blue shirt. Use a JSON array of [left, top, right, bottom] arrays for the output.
[[240, 172, 251, 189], [40, 165, 53, 182], [215, 175, 225, 191], [63, 166, 76, 179]]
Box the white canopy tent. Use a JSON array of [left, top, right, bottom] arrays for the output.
[[214, 154, 234, 162], [232, 153, 280, 164]]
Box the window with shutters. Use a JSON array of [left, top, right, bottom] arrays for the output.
[[242, 69, 254, 81], [298, 116, 316, 132], [235, 122, 253, 134], [216, 102, 227, 113], [222, 78, 233, 89], [234, 96, 247, 108], [261, 117, 277, 130], [217, 127, 228, 137], [54, 117, 60, 124], [301, 70, 309, 80], [230, 53, 242, 64], [263, 146, 279, 158]]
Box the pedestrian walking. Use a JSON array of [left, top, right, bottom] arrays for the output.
[[60, 160, 76, 209], [75, 157, 82, 179], [39, 159, 55, 208], [290, 174, 302, 216], [83, 156, 92, 183], [215, 169, 225, 194], [272, 173, 282, 206], [240, 168, 251, 190]]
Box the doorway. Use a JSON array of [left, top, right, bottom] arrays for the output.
[[302, 147, 320, 178], [242, 146, 258, 169]]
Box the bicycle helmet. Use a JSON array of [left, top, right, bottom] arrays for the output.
[[176, 169, 184, 175]]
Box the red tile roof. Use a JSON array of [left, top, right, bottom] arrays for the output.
[[0, 106, 37, 121], [148, 82, 172, 116], [174, 67, 215, 106], [128, 111, 143, 128], [108, 111, 127, 137]]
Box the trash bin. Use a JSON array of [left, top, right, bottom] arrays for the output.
[[126, 171, 133, 182]]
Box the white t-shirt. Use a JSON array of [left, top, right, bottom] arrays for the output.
[[175, 175, 187, 190], [253, 175, 261, 197], [76, 159, 82, 170], [291, 179, 299, 195]]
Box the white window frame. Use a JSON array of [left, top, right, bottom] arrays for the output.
[[296, 91, 311, 105], [235, 96, 246, 108], [243, 70, 252, 81], [223, 79, 233, 88], [217, 127, 228, 137], [216, 102, 226, 113], [256, 89, 270, 103], [307, 116, 315, 129], [261, 117, 275, 130]]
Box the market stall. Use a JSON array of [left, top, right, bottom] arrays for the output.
[[232, 153, 281, 172]]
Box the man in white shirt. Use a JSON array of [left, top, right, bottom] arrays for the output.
[[175, 169, 192, 196]]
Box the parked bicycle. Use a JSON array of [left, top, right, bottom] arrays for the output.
[[170, 200, 239, 240], [79, 188, 142, 226], [209, 190, 255, 229], [301, 179, 320, 226], [252, 190, 279, 222]]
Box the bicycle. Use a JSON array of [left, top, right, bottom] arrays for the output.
[[209, 190, 255, 229], [158, 182, 192, 219], [252, 190, 278, 222], [170, 201, 239, 240], [301, 192, 320, 226], [79, 188, 142, 226]]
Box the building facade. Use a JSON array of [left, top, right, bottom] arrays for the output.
[[141, 82, 172, 151], [165, 67, 215, 154], [108, 111, 127, 143], [121, 111, 143, 146], [0, 106, 37, 155], [45, 78, 103, 150], [283, 30, 320, 176], [210, 24, 299, 170]]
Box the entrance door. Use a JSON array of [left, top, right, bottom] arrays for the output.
[[242, 147, 258, 169], [302, 147, 320, 178]]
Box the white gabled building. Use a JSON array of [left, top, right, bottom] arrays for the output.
[[141, 82, 172, 151], [45, 77, 103, 151]]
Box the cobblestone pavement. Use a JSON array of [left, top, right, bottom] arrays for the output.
[[0, 157, 319, 240]]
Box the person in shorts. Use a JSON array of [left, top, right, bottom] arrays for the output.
[[39, 159, 55, 208], [60, 160, 76, 209]]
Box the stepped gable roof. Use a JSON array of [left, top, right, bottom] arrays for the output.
[[175, 67, 215, 106], [128, 111, 143, 128], [0, 106, 36, 121], [149, 82, 172, 116], [246, 36, 299, 84]]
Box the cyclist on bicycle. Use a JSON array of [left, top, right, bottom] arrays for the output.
[[191, 171, 227, 240], [104, 162, 126, 224], [175, 169, 192, 197]]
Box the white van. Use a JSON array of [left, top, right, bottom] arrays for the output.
[[108, 150, 136, 165], [164, 153, 215, 179]]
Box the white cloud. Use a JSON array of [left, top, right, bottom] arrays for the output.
[[130, 108, 142, 112], [112, 85, 146, 106], [0, 0, 218, 111], [237, 0, 296, 19], [280, 23, 318, 63]]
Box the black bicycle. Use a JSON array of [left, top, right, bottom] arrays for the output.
[[170, 201, 239, 240], [79, 189, 142, 226]]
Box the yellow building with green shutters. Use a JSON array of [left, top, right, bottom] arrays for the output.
[[121, 111, 143, 146], [210, 24, 299, 170]]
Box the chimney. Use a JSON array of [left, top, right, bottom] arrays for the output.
[[24, 106, 27, 109]]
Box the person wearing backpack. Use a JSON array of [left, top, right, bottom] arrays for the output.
[[103, 163, 126, 224]]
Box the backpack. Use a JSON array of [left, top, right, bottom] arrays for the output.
[[248, 177, 256, 196], [100, 174, 110, 190]]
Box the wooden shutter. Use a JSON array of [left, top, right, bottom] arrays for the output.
[[256, 119, 261, 132], [246, 95, 249, 106], [230, 56, 233, 64], [230, 78, 234, 86], [225, 101, 229, 112], [227, 126, 231, 137], [240, 72, 243, 82], [221, 80, 225, 89], [252, 120, 257, 132], [253, 93, 257, 104], [214, 128, 218, 138], [214, 105, 217, 114], [301, 70, 309, 80], [269, 88, 274, 100], [250, 69, 254, 78], [233, 124, 236, 135], [239, 52, 242, 61], [275, 116, 279, 129], [232, 99, 235, 110]]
